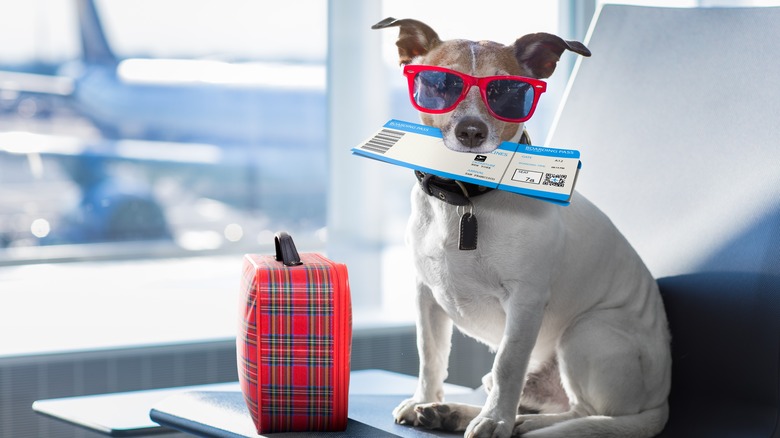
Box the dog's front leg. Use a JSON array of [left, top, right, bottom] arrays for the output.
[[466, 284, 548, 438], [393, 281, 453, 425]]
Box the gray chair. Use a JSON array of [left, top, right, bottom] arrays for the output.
[[548, 5, 780, 437]]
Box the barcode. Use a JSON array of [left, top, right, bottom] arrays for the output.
[[543, 173, 567, 188], [361, 129, 405, 154]]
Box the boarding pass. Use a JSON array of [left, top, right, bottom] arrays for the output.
[[352, 119, 582, 205]]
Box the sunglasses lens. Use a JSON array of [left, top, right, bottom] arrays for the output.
[[413, 70, 464, 111], [486, 80, 535, 120]]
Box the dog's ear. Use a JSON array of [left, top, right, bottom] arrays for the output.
[[513, 33, 591, 79], [372, 17, 442, 65]]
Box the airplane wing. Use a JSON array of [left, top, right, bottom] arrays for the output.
[[0, 70, 75, 97], [0, 130, 326, 188], [0, 131, 222, 166]]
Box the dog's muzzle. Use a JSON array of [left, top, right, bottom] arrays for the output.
[[414, 129, 531, 206]]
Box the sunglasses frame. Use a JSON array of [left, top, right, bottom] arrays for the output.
[[402, 64, 547, 123]]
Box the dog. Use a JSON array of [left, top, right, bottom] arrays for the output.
[[372, 17, 672, 438]]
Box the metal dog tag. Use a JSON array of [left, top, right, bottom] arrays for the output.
[[459, 211, 478, 250]]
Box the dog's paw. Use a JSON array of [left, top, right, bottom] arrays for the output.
[[466, 415, 513, 438], [511, 413, 563, 437], [414, 403, 468, 432], [512, 420, 538, 437], [393, 398, 424, 426]]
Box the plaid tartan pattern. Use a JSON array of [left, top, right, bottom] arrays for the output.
[[237, 253, 350, 433]]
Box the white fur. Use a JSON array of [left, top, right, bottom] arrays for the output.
[[381, 19, 672, 438], [394, 187, 672, 438]]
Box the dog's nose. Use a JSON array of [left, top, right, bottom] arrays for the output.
[[455, 118, 488, 148]]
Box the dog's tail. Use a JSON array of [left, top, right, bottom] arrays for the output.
[[522, 403, 668, 438]]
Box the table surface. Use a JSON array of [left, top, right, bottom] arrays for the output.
[[33, 369, 485, 437]]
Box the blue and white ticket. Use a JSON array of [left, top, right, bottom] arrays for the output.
[[352, 119, 581, 205]]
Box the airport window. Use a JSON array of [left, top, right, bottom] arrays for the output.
[[0, 1, 566, 356], [0, 0, 328, 262], [0, 0, 330, 358], [0, 2, 586, 371]]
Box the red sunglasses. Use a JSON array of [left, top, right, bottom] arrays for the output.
[[402, 65, 547, 123]]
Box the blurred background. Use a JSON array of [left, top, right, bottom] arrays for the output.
[[0, 0, 774, 436]]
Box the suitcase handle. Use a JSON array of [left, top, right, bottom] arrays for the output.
[[274, 232, 303, 266]]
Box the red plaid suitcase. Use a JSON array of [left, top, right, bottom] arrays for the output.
[[237, 232, 352, 433]]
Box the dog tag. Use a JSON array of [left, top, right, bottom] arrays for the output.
[[459, 212, 478, 250]]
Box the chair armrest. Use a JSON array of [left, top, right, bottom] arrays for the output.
[[656, 273, 780, 437]]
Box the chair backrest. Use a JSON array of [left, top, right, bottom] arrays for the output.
[[548, 5, 780, 278], [547, 6, 780, 437]]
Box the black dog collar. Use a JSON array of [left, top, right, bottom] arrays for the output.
[[415, 129, 531, 206], [414, 170, 490, 206]]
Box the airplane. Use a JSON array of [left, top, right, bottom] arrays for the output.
[[0, 0, 356, 249]]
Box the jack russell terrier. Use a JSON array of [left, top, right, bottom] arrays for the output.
[[372, 17, 671, 438]]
